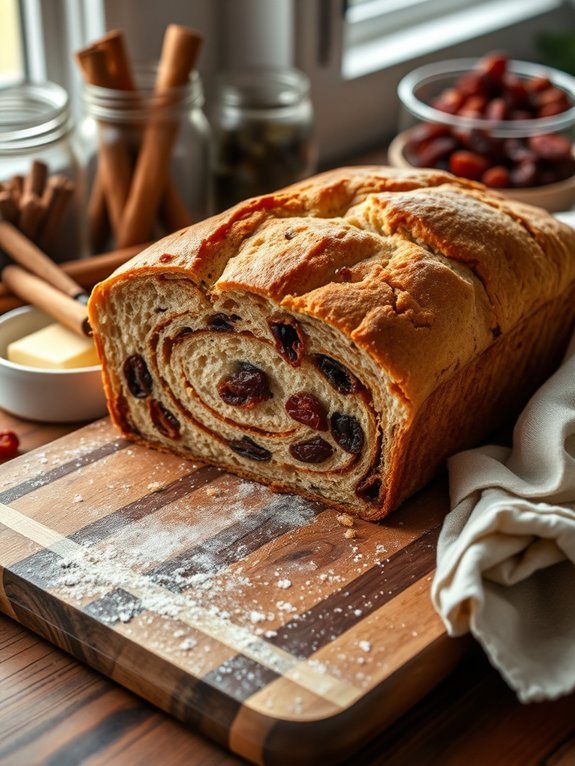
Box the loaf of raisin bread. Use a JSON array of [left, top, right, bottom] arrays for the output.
[[88, 167, 575, 519]]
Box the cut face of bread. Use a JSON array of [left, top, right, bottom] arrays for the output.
[[89, 167, 575, 519]]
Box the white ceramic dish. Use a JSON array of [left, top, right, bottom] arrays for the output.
[[0, 305, 108, 423]]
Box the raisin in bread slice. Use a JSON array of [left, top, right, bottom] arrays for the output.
[[88, 166, 575, 519]]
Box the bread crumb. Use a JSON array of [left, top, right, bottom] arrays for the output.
[[344, 528, 357, 539], [336, 513, 354, 527], [147, 481, 163, 491], [359, 640, 371, 652], [205, 486, 221, 498], [73, 494, 83, 503]]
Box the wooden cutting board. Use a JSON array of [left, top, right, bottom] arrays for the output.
[[0, 418, 468, 766]]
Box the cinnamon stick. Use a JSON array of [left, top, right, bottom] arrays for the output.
[[37, 176, 75, 253], [0, 243, 145, 315], [76, 44, 134, 238], [7, 175, 24, 209], [0, 221, 88, 301], [23, 160, 48, 198], [0, 191, 19, 224], [2, 265, 92, 337], [93, 29, 136, 90], [18, 193, 44, 240], [118, 25, 203, 247]]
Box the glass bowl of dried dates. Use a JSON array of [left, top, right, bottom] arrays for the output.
[[389, 53, 575, 211]]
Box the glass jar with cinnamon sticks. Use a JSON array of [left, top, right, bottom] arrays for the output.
[[76, 27, 211, 253], [0, 81, 86, 264]]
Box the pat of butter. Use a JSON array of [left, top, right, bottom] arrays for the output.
[[7, 323, 99, 369]]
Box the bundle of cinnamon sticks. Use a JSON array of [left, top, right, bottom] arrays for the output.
[[0, 226, 144, 316], [0, 161, 75, 256], [76, 25, 203, 251]]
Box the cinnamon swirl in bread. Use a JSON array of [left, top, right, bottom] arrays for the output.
[[88, 167, 575, 519]]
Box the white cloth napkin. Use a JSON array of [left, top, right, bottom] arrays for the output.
[[432, 329, 575, 703]]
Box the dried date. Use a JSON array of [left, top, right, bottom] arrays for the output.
[[448, 150, 489, 181], [405, 136, 458, 168], [229, 436, 272, 461], [313, 354, 360, 394], [528, 133, 572, 161], [285, 393, 328, 431], [290, 436, 334, 464], [478, 52, 507, 84], [510, 158, 538, 188], [355, 473, 382, 504], [485, 97, 507, 120], [124, 354, 153, 398], [330, 413, 364, 454], [481, 165, 510, 188], [269, 318, 305, 366], [218, 362, 272, 409], [149, 399, 181, 439]]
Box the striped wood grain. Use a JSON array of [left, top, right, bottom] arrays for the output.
[[0, 419, 467, 766]]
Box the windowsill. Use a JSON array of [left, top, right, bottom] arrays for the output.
[[342, 0, 564, 80]]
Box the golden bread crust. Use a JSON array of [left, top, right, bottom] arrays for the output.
[[89, 166, 575, 518]]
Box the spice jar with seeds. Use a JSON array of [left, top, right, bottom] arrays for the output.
[[211, 67, 317, 211], [0, 81, 86, 263]]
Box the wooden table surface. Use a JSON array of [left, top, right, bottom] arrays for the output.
[[1, 410, 574, 766]]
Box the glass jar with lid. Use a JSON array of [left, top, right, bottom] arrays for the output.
[[0, 81, 86, 263], [78, 65, 212, 253], [211, 67, 317, 211]]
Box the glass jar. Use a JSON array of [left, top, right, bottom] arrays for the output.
[[211, 67, 317, 211], [0, 81, 86, 263], [78, 65, 212, 252]]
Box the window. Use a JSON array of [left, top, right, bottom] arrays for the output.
[[345, 0, 489, 46], [0, 0, 24, 84], [342, 0, 566, 79], [0, 0, 105, 116]]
